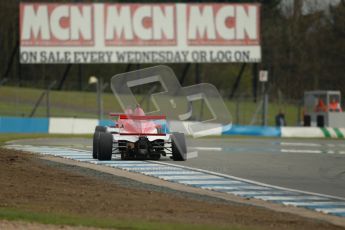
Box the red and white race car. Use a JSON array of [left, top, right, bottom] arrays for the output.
[[92, 107, 186, 161]]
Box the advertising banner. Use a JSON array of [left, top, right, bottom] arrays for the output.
[[20, 3, 261, 63]]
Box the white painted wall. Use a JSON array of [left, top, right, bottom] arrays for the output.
[[281, 127, 324, 138], [49, 117, 98, 134]]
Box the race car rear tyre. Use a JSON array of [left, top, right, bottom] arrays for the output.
[[171, 132, 187, 161], [92, 131, 100, 159], [98, 132, 113, 161], [95, 126, 107, 133]]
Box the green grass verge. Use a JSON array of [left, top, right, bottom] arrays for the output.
[[0, 134, 92, 146], [0, 86, 300, 126], [0, 86, 120, 118], [0, 208, 247, 230]]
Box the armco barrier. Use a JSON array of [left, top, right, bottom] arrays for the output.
[[222, 125, 281, 137], [1, 116, 344, 138], [99, 120, 280, 137], [281, 127, 345, 138], [281, 127, 324, 138], [99, 119, 114, 127], [0, 117, 49, 133], [320, 127, 345, 138], [49, 117, 98, 134]]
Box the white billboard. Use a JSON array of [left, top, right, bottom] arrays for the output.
[[20, 3, 261, 63]]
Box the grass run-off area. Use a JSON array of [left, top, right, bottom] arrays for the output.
[[0, 208, 245, 230], [0, 133, 92, 146], [0, 86, 300, 126], [0, 133, 249, 230]]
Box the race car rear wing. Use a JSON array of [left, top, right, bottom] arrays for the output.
[[109, 113, 167, 136], [109, 113, 166, 120]]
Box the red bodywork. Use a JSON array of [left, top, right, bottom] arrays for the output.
[[109, 113, 166, 136]]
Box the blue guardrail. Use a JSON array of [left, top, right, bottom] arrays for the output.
[[0, 117, 49, 133], [1, 117, 281, 137], [223, 125, 281, 137]]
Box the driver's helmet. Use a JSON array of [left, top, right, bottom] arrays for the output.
[[134, 105, 145, 116]]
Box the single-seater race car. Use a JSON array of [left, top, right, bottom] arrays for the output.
[[92, 107, 187, 161]]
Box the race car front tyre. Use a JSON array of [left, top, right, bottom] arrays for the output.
[[95, 126, 107, 133], [171, 132, 187, 161], [92, 131, 100, 159], [98, 132, 113, 161]]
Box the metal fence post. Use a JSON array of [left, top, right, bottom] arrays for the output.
[[236, 95, 240, 124], [46, 87, 50, 118], [259, 70, 269, 126], [263, 92, 268, 126], [46, 81, 56, 118], [97, 78, 102, 121]]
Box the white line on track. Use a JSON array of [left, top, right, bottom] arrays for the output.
[[158, 175, 221, 180], [152, 160, 345, 201], [231, 191, 296, 196], [221, 186, 272, 191], [179, 180, 243, 185], [283, 201, 345, 206], [99, 163, 160, 167], [128, 167, 183, 172], [186, 151, 198, 159], [280, 149, 345, 155], [189, 147, 222, 151], [280, 142, 322, 147], [315, 208, 345, 213], [123, 167, 179, 171], [254, 196, 329, 201], [197, 182, 245, 187], [281, 149, 322, 154], [141, 171, 201, 175]]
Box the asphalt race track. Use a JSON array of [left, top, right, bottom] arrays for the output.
[[11, 137, 345, 199], [183, 137, 345, 199]]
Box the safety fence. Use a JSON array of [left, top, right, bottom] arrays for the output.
[[0, 84, 302, 127]]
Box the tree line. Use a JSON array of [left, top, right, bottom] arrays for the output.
[[1, 0, 344, 101]]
